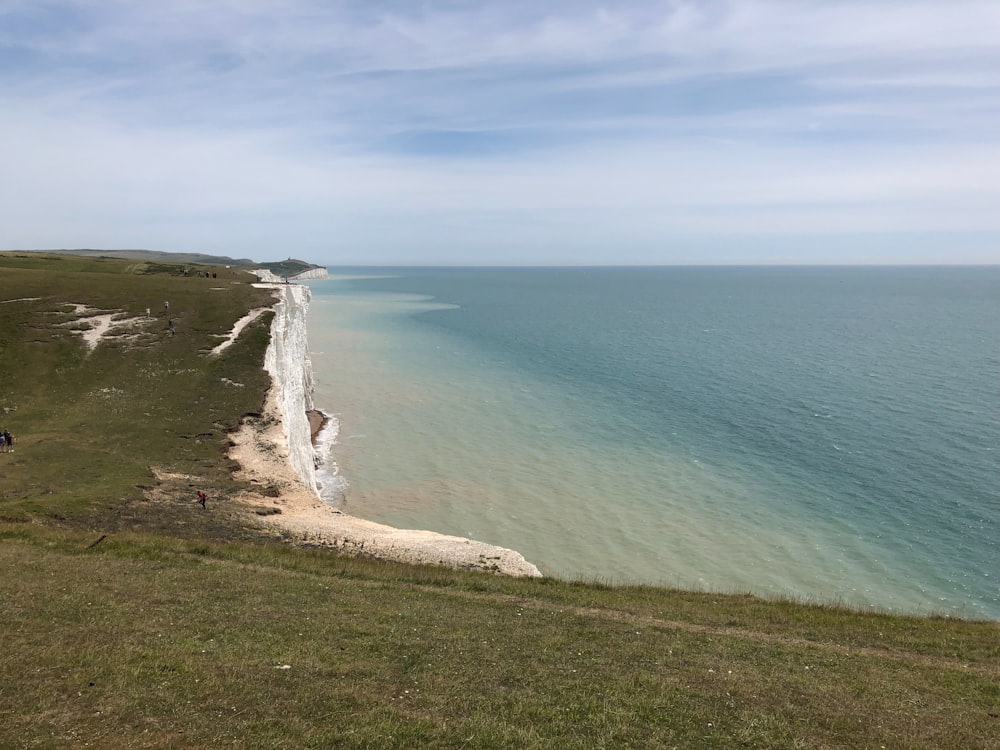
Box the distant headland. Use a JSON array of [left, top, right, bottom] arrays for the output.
[[9, 247, 327, 280]]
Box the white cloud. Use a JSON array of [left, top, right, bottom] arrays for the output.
[[1, 0, 999, 263]]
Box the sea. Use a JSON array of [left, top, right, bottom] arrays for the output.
[[304, 267, 999, 620]]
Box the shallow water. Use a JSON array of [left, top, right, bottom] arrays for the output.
[[306, 267, 999, 619]]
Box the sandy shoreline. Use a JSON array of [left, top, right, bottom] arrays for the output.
[[230, 283, 541, 578]]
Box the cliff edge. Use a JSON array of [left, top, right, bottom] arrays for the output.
[[259, 281, 321, 496]]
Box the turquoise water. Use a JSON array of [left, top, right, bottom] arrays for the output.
[[306, 267, 999, 619]]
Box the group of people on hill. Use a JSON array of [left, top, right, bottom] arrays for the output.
[[0, 429, 13, 452]]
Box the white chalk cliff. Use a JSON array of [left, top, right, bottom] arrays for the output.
[[260, 281, 321, 496], [288, 267, 329, 281], [253, 267, 329, 283]]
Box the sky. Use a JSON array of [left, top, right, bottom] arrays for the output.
[[1, 0, 999, 265]]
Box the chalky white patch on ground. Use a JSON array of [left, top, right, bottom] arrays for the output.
[[209, 307, 270, 356], [59, 304, 153, 351]]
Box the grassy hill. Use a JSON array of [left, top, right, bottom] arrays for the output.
[[6, 247, 324, 277], [0, 251, 273, 535], [1, 252, 997, 749]]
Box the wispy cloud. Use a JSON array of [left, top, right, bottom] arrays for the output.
[[1, 0, 998, 262]]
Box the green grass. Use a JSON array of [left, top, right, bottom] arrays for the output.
[[1, 526, 997, 749], [0, 252, 273, 533], [12, 247, 325, 276], [1, 252, 997, 749]]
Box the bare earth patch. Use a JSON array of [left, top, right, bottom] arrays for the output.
[[208, 307, 270, 356], [141, 468, 205, 505], [58, 304, 154, 351]]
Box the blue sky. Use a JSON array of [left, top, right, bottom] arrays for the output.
[[1, 1, 998, 265]]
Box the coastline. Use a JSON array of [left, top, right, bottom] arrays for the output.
[[232, 277, 542, 578]]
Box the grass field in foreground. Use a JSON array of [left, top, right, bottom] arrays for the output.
[[1, 526, 998, 749], [1, 253, 997, 748]]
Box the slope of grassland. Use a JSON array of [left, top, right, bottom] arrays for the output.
[[0, 251, 275, 536], [0, 252, 997, 749]]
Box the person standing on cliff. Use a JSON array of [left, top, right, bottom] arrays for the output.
[[197, 490, 206, 508]]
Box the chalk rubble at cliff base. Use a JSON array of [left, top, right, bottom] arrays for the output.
[[233, 278, 542, 578]]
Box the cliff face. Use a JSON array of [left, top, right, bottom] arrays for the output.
[[254, 267, 329, 283], [289, 267, 329, 280], [262, 283, 320, 496]]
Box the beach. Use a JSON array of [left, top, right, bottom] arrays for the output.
[[230, 278, 541, 578]]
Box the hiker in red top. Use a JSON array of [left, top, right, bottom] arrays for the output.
[[197, 490, 206, 508]]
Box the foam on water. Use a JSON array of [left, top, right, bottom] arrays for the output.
[[313, 411, 348, 505], [305, 268, 999, 619]]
